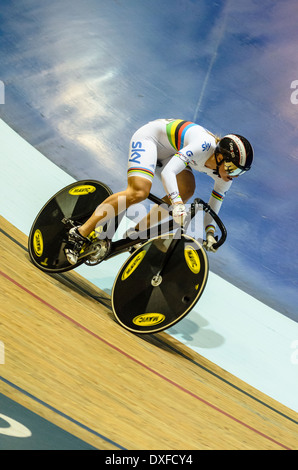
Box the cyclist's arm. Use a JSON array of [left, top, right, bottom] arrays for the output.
[[204, 181, 232, 235], [160, 152, 191, 204]]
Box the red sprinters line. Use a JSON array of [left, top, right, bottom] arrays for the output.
[[0, 269, 292, 450]]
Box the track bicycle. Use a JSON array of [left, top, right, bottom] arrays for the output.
[[28, 180, 227, 334]]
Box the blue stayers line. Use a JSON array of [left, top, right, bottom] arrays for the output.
[[0, 376, 126, 450]]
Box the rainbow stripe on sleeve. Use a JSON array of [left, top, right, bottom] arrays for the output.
[[166, 120, 197, 151], [205, 224, 216, 233], [211, 190, 224, 201], [127, 167, 154, 180]]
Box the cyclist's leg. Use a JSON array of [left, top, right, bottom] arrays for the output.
[[78, 123, 159, 238], [65, 177, 152, 264], [77, 176, 152, 238]]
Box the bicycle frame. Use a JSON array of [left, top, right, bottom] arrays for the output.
[[28, 178, 227, 275], [28, 179, 227, 333], [95, 193, 227, 262]]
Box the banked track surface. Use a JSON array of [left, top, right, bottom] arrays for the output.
[[0, 216, 297, 450]]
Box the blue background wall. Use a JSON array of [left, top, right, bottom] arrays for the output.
[[0, 0, 297, 321]]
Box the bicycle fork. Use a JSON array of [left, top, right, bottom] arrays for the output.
[[151, 230, 182, 287]]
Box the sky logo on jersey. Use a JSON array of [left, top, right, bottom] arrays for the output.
[[129, 141, 146, 164], [202, 141, 211, 152]]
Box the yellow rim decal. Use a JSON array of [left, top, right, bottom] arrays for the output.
[[121, 250, 146, 281], [69, 185, 96, 196], [184, 245, 201, 274], [33, 229, 44, 257], [132, 313, 165, 327]]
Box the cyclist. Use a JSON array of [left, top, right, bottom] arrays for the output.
[[65, 118, 253, 264]]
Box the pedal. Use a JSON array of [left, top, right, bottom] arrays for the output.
[[83, 239, 111, 266]]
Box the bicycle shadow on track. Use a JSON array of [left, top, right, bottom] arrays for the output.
[[167, 310, 225, 349], [138, 309, 224, 356]]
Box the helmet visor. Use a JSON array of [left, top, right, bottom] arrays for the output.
[[224, 161, 246, 177]]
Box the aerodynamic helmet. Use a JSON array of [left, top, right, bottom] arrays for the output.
[[214, 134, 254, 177]]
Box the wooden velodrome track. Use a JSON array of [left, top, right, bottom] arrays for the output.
[[0, 215, 297, 450]]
